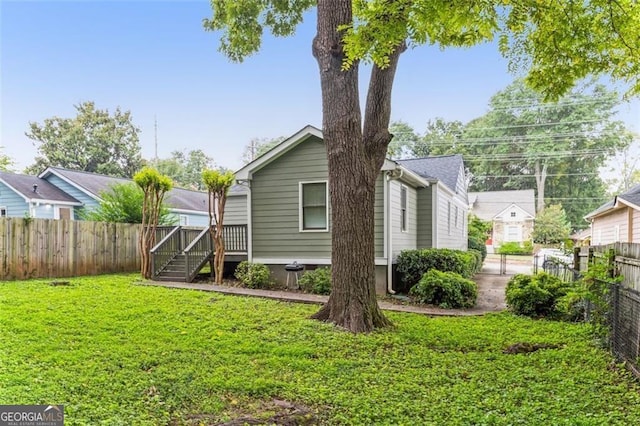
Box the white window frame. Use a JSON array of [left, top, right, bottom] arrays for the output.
[[0, 206, 6, 217], [614, 225, 620, 242], [510, 211, 516, 218], [455, 206, 459, 229], [299, 180, 329, 232], [447, 201, 452, 235], [179, 214, 189, 226], [400, 185, 408, 232]]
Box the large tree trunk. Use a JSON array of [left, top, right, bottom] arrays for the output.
[[310, 1, 403, 332], [534, 160, 548, 213]]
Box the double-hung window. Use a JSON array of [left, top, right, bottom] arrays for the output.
[[300, 181, 328, 231], [0, 207, 6, 217]]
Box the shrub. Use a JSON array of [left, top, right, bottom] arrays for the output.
[[505, 272, 573, 318], [396, 248, 479, 292], [468, 234, 487, 261], [409, 270, 477, 309], [498, 241, 533, 255], [234, 261, 272, 289], [298, 267, 331, 295]]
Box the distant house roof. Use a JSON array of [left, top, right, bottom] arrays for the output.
[[0, 171, 81, 205], [397, 155, 464, 193], [619, 184, 640, 209], [39, 167, 245, 214], [467, 189, 536, 221], [585, 183, 640, 220]]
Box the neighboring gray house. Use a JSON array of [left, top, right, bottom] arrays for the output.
[[0, 170, 82, 219], [0, 167, 248, 226], [235, 125, 469, 294], [468, 189, 536, 251], [585, 184, 640, 244]]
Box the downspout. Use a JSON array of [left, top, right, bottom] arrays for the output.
[[385, 172, 395, 294], [386, 168, 403, 294]]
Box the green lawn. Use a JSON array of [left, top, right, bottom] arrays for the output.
[[1, 274, 639, 425]]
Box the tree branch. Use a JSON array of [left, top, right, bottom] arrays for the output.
[[363, 41, 407, 171]]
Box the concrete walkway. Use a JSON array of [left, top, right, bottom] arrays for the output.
[[144, 260, 518, 317]]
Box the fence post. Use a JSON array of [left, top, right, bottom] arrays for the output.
[[607, 248, 616, 279]]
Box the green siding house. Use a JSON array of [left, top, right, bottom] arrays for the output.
[[235, 125, 469, 294]]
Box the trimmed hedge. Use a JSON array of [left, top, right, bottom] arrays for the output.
[[505, 272, 573, 318], [234, 261, 272, 289], [409, 270, 478, 309], [396, 248, 482, 292], [298, 267, 331, 295], [498, 241, 533, 255]]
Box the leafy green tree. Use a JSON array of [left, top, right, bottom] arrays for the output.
[[134, 168, 173, 279], [241, 137, 286, 164], [26, 101, 143, 177], [0, 146, 13, 171], [156, 149, 215, 191], [202, 169, 235, 284], [388, 121, 420, 159], [532, 204, 571, 244], [414, 118, 465, 158], [80, 183, 174, 225], [205, 0, 640, 332]]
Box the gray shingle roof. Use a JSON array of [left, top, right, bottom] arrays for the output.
[[0, 171, 80, 204], [43, 167, 246, 213], [467, 189, 536, 220], [619, 183, 640, 207], [397, 155, 464, 192]]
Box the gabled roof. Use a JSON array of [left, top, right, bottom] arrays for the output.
[[467, 189, 536, 221], [397, 155, 464, 193], [0, 171, 81, 205], [39, 167, 244, 214], [619, 184, 640, 209], [585, 184, 640, 220], [235, 125, 323, 180], [236, 125, 461, 191]]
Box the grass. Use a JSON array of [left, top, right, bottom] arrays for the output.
[[1, 274, 640, 425]]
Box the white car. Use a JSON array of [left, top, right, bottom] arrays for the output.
[[534, 248, 573, 270]]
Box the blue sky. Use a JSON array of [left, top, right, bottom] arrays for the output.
[[1, 0, 638, 173]]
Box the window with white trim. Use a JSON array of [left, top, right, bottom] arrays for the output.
[[0, 207, 6, 217], [447, 201, 451, 235], [400, 185, 407, 232], [179, 215, 189, 226], [300, 181, 328, 231], [614, 225, 620, 242], [455, 206, 459, 228], [510, 211, 516, 218]]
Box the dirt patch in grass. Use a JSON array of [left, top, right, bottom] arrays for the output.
[[175, 398, 321, 425]]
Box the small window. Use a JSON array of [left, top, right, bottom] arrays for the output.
[[0, 207, 6, 217], [614, 225, 620, 242], [179, 215, 189, 226], [447, 201, 452, 235], [510, 211, 516, 218], [300, 182, 328, 231], [455, 206, 459, 228], [400, 186, 407, 232]]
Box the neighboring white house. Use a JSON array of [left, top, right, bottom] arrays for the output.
[[468, 189, 536, 252]]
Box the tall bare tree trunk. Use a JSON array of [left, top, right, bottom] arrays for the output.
[[534, 160, 548, 213], [310, 1, 403, 332]]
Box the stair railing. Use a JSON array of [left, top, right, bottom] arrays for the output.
[[183, 227, 214, 282], [150, 226, 182, 279]]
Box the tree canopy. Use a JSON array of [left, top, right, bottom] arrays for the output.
[[532, 204, 571, 244], [26, 101, 143, 177], [155, 149, 215, 191], [0, 147, 13, 172], [80, 183, 174, 225], [241, 136, 286, 164], [205, 0, 640, 332]]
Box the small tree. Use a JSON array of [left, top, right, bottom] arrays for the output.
[[134, 167, 173, 279], [202, 169, 235, 284], [532, 204, 571, 244], [80, 183, 174, 224]]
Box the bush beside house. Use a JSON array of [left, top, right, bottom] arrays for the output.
[[409, 270, 478, 309]]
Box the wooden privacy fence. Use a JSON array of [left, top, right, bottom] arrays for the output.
[[0, 218, 141, 280], [589, 243, 640, 292]]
